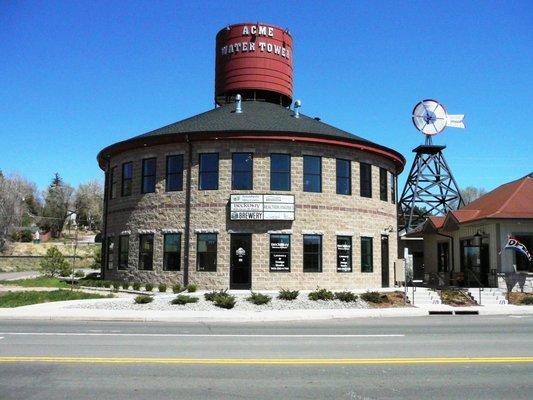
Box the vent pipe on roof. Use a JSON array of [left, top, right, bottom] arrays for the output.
[[294, 99, 301, 118], [235, 94, 242, 114]]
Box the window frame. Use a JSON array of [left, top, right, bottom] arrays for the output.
[[166, 154, 184, 192], [109, 166, 117, 200], [141, 157, 157, 194], [360, 162, 372, 198], [121, 162, 133, 197], [336, 158, 351, 195], [303, 234, 322, 272], [196, 233, 218, 272], [303, 155, 322, 193], [106, 236, 114, 270], [269, 234, 291, 272], [118, 235, 129, 270], [138, 233, 154, 271], [198, 153, 219, 191], [270, 153, 291, 191], [163, 233, 181, 271], [361, 236, 373, 273], [391, 174, 396, 204], [379, 167, 388, 201], [231, 152, 254, 190]]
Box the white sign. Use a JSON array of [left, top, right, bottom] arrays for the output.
[[230, 194, 295, 221]]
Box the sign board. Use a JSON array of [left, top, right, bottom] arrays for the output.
[[270, 235, 290, 272], [336, 236, 352, 272], [230, 194, 295, 221]]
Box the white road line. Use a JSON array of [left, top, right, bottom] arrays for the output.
[[0, 332, 404, 338]]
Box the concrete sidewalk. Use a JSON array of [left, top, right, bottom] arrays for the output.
[[0, 298, 532, 322]]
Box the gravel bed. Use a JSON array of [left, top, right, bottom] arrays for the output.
[[66, 293, 371, 311]]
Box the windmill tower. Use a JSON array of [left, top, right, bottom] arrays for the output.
[[398, 99, 466, 233]]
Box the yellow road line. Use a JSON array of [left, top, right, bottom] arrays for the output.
[[0, 356, 532, 365]]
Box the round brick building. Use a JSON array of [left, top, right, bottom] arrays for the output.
[[97, 22, 405, 290]]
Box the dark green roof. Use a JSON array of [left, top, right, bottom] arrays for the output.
[[136, 101, 369, 142]]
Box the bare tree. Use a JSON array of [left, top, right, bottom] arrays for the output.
[[74, 180, 104, 231], [461, 186, 487, 205], [40, 173, 74, 238]]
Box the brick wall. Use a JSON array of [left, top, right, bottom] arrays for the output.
[[104, 139, 399, 290]]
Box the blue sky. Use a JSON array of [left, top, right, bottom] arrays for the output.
[[1, 1, 531, 193]]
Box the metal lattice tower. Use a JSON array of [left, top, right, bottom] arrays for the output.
[[398, 137, 464, 233]]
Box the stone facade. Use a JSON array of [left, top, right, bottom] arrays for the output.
[[103, 139, 400, 290]]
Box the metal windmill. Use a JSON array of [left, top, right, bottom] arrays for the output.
[[398, 99, 466, 233]]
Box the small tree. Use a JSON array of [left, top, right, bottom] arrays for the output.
[[40, 246, 71, 277]]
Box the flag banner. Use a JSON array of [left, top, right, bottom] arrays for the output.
[[446, 114, 465, 129], [503, 236, 532, 262]]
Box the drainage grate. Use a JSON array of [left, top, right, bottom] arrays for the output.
[[454, 310, 479, 315], [428, 311, 454, 315]]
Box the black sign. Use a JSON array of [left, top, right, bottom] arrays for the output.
[[270, 234, 290, 272], [337, 236, 352, 272]]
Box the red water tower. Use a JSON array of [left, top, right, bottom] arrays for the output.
[[215, 23, 293, 107]]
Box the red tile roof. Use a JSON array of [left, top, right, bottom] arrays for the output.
[[455, 173, 533, 223]]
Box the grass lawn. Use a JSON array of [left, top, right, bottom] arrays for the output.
[[0, 277, 69, 288], [0, 290, 112, 308]]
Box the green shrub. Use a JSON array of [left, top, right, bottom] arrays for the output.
[[111, 282, 120, 290], [187, 284, 197, 293], [144, 283, 153, 292], [278, 289, 299, 301], [520, 296, 533, 305], [334, 291, 358, 302], [171, 295, 199, 305], [40, 246, 71, 277], [103, 281, 111, 288], [172, 284, 183, 294], [247, 292, 271, 305], [74, 270, 85, 278], [132, 282, 141, 291], [213, 294, 236, 309], [308, 288, 334, 301], [158, 284, 167, 293], [204, 289, 228, 302], [361, 291, 383, 303], [134, 295, 153, 304], [121, 282, 130, 290]]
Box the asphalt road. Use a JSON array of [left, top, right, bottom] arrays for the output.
[[0, 315, 532, 399]]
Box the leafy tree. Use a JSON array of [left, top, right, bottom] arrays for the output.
[[40, 173, 74, 238], [40, 246, 72, 277], [461, 186, 487, 205], [74, 180, 103, 231]]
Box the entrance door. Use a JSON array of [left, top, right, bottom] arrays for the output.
[[381, 235, 389, 287], [230, 234, 252, 289]]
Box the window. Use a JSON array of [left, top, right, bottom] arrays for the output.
[[360, 163, 372, 198], [270, 234, 291, 272], [361, 236, 373, 272], [118, 235, 129, 270], [166, 155, 183, 192], [336, 159, 351, 195], [303, 156, 321, 193], [110, 166, 117, 199], [391, 174, 396, 204], [106, 237, 114, 270], [232, 152, 253, 190], [303, 235, 322, 272], [197, 233, 217, 271], [121, 162, 133, 196], [138, 234, 154, 270], [514, 235, 533, 272], [142, 158, 156, 194], [270, 154, 291, 191], [337, 236, 352, 272], [199, 153, 219, 190], [163, 233, 181, 271], [437, 242, 449, 273], [380, 167, 388, 201]]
